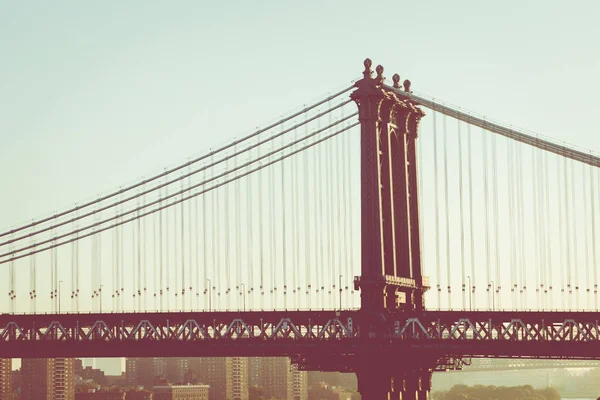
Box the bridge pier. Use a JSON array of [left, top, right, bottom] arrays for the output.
[[357, 364, 432, 400]]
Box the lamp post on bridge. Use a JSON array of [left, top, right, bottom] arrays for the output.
[[58, 280, 63, 314], [490, 280, 496, 311], [206, 279, 212, 312], [339, 275, 343, 311], [240, 284, 246, 312], [467, 275, 472, 311]]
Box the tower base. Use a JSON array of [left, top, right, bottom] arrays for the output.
[[357, 363, 432, 400]]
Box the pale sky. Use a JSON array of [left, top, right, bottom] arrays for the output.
[[2, 1, 599, 230]]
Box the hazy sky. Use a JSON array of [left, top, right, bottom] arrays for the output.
[[2, 1, 599, 229]]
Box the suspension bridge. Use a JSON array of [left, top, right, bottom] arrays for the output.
[[1, 59, 600, 399]]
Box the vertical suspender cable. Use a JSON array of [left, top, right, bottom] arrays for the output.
[[313, 114, 321, 307], [571, 159, 579, 309], [591, 160, 598, 307], [482, 128, 491, 309], [539, 149, 546, 309], [348, 122, 356, 307], [72, 224, 77, 312], [318, 113, 325, 307], [326, 102, 334, 307], [174, 183, 179, 310], [138, 194, 142, 311], [234, 145, 241, 298], [202, 166, 208, 310], [270, 140, 277, 306], [181, 178, 186, 310], [75, 221, 79, 312], [259, 137, 265, 310], [281, 126, 287, 310], [468, 124, 475, 308], [142, 186, 147, 310], [210, 157, 216, 310], [119, 203, 124, 311], [246, 145, 255, 308], [31, 238, 36, 313], [165, 183, 170, 310], [532, 148, 540, 309], [433, 110, 442, 309], [304, 108, 312, 309], [517, 145, 526, 309], [583, 163, 590, 309], [458, 120, 466, 309], [336, 113, 344, 309], [153, 203, 158, 310], [224, 158, 230, 310], [507, 141, 515, 307], [295, 124, 302, 308], [98, 218, 102, 312], [215, 164, 221, 309], [492, 133, 500, 309], [557, 155, 565, 309], [433, 111, 441, 309], [159, 187, 164, 311], [341, 106, 349, 307], [195, 176, 200, 310], [564, 156, 572, 308], [544, 152, 552, 309], [442, 115, 451, 308], [188, 171, 193, 309], [291, 127, 298, 308]]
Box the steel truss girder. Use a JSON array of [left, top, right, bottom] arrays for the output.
[[5, 311, 600, 359]]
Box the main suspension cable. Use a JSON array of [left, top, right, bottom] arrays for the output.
[[0, 87, 354, 241], [1, 114, 357, 261]]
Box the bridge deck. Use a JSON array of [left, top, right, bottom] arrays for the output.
[[2, 310, 600, 360]]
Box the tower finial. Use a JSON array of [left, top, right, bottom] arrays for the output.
[[363, 58, 373, 79], [375, 65, 384, 84], [403, 79, 412, 93], [392, 74, 401, 88]]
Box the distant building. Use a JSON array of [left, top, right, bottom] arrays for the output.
[[188, 358, 248, 400], [252, 357, 307, 400], [153, 385, 208, 400], [248, 358, 261, 387], [290, 364, 308, 400], [81, 366, 107, 385], [227, 358, 249, 400], [189, 358, 226, 399], [125, 390, 153, 400], [126, 358, 166, 389], [0, 359, 11, 400], [165, 358, 188, 385], [11, 368, 21, 399], [75, 359, 84, 377], [75, 391, 126, 400], [21, 358, 75, 400]]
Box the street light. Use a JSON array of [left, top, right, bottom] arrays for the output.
[[240, 283, 246, 312], [58, 280, 63, 313], [206, 279, 212, 312], [467, 276, 472, 311], [490, 280, 496, 311], [338, 275, 343, 311]]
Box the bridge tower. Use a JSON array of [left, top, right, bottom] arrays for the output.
[[352, 59, 432, 399], [352, 58, 428, 313]]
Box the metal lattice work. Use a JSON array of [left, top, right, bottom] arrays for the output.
[[5, 311, 600, 360]]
